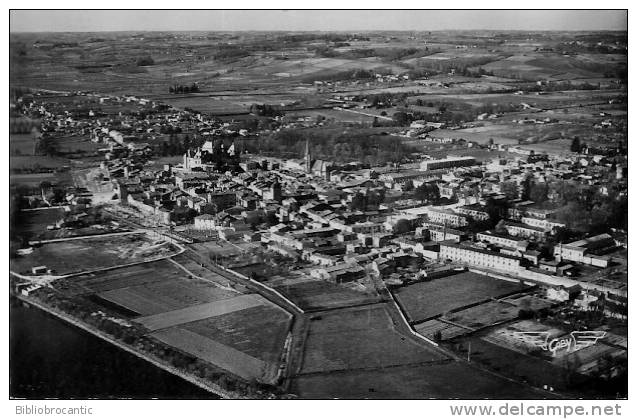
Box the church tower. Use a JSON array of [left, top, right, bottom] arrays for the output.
[[305, 139, 312, 173]]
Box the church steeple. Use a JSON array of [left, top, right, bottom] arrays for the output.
[[305, 139, 312, 173]]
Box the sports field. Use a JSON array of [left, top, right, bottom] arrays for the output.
[[393, 272, 528, 323]]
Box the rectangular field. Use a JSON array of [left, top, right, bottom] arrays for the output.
[[274, 279, 380, 311], [99, 279, 237, 316], [393, 272, 528, 323], [183, 305, 292, 364], [72, 262, 173, 293], [300, 305, 448, 374], [135, 294, 266, 331], [152, 327, 273, 383]]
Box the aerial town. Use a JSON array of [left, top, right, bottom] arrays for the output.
[[10, 25, 627, 399]]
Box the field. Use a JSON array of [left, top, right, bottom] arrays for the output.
[[393, 272, 528, 323], [11, 208, 65, 237], [135, 294, 267, 331], [479, 53, 625, 80], [64, 255, 292, 384], [10, 233, 178, 275], [270, 276, 380, 311], [98, 276, 237, 316], [299, 304, 447, 374], [183, 305, 292, 365], [444, 300, 520, 329], [290, 360, 549, 399], [152, 327, 273, 383], [501, 294, 554, 311], [12, 207, 125, 242]]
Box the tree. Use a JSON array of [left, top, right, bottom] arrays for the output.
[[520, 174, 533, 201], [529, 181, 549, 204], [393, 219, 413, 234], [414, 183, 440, 203], [403, 180, 414, 192], [392, 111, 411, 126], [500, 181, 519, 200], [570, 137, 582, 153], [350, 192, 367, 211]]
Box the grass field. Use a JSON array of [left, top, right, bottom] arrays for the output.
[[300, 304, 447, 374], [273, 278, 380, 311], [99, 277, 237, 316], [10, 233, 177, 276], [135, 294, 267, 331], [152, 327, 274, 383], [183, 304, 292, 365], [70, 261, 175, 294], [393, 272, 528, 323]]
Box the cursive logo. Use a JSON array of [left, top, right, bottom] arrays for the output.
[[512, 331, 606, 356]]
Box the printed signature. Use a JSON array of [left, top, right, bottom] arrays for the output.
[[512, 331, 606, 356]]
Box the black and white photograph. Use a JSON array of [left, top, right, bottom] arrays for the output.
[[7, 5, 631, 415]]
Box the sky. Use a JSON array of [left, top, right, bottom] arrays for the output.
[[9, 10, 628, 33]]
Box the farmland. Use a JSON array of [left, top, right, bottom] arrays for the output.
[[53, 255, 293, 385], [183, 305, 292, 365], [393, 271, 529, 323], [272, 277, 380, 311], [299, 305, 447, 374], [135, 295, 268, 331], [98, 276, 237, 316]]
